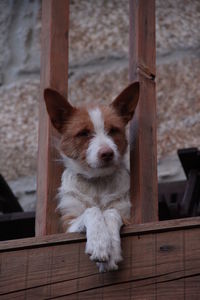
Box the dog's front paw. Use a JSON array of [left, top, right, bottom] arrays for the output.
[[86, 241, 110, 262], [96, 262, 109, 273], [112, 245, 123, 265], [106, 254, 123, 271], [86, 231, 111, 263], [97, 241, 123, 272], [97, 254, 122, 272]]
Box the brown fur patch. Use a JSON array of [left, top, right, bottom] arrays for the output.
[[122, 217, 132, 226], [61, 214, 76, 232], [60, 107, 94, 163], [101, 106, 128, 156]]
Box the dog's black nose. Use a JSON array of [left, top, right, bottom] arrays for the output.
[[99, 147, 114, 162]]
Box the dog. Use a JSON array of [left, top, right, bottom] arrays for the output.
[[44, 81, 140, 272]]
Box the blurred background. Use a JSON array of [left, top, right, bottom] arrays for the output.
[[0, 0, 200, 214]]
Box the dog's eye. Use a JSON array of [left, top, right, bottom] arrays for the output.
[[76, 129, 91, 138], [109, 127, 120, 135]]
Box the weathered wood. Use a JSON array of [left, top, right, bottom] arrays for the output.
[[129, 0, 158, 223], [131, 234, 156, 298], [185, 228, 200, 299], [1, 216, 200, 252], [1, 222, 200, 298], [36, 0, 69, 236], [156, 231, 185, 299]]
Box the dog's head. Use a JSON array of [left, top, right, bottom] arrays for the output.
[[44, 82, 140, 178]]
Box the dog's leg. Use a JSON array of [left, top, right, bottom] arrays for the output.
[[84, 207, 111, 263], [84, 207, 112, 263], [69, 207, 111, 263], [99, 209, 123, 272]]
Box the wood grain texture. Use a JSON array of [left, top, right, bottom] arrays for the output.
[[0, 250, 28, 294], [1, 217, 200, 252], [185, 228, 200, 300], [156, 231, 185, 299], [36, 0, 69, 236], [1, 224, 200, 298], [131, 234, 156, 299], [129, 0, 158, 223]]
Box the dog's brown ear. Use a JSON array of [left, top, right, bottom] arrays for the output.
[[111, 81, 140, 124], [44, 88, 75, 133]]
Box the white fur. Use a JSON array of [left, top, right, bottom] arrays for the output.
[[62, 154, 119, 178], [97, 209, 123, 272], [71, 207, 112, 262], [88, 107, 104, 133], [58, 106, 131, 272], [86, 108, 119, 169]]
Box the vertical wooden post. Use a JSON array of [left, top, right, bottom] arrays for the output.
[[129, 0, 158, 223], [36, 0, 69, 236]]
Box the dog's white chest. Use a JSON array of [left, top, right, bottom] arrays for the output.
[[58, 166, 131, 218]]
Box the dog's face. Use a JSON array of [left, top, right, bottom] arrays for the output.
[[44, 82, 139, 178]]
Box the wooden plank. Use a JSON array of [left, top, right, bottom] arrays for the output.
[[27, 244, 79, 299], [156, 231, 184, 279], [1, 227, 200, 298], [50, 244, 79, 283], [131, 234, 155, 281], [36, 0, 69, 236], [0, 249, 28, 295], [47, 279, 78, 299], [0, 291, 26, 300], [156, 231, 185, 299], [78, 289, 103, 300], [185, 228, 200, 299], [131, 279, 156, 300], [129, 0, 158, 223], [103, 282, 131, 299], [156, 279, 185, 300], [1, 217, 200, 252], [51, 295, 78, 300], [185, 276, 200, 300], [131, 234, 156, 299], [49, 244, 79, 298], [26, 247, 52, 289]]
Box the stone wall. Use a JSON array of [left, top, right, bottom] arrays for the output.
[[0, 0, 41, 180], [0, 0, 200, 185]]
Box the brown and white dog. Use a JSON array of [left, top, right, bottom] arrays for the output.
[[44, 82, 140, 272]]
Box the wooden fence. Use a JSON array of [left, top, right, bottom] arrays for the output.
[[1, 218, 200, 299]]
